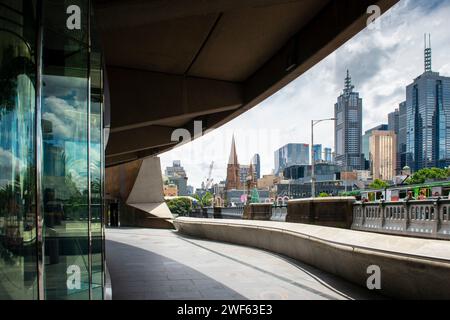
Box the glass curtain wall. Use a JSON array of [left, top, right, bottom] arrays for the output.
[[0, 0, 104, 300], [0, 0, 38, 300]]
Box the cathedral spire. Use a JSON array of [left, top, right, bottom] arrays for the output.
[[228, 134, 239, 165]]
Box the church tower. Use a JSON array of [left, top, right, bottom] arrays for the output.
[[225, 135, 241, 190]]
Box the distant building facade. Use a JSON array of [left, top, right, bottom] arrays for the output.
[[397, 101, 407, 174], [274, 143, 309, 176], [334, 70, 364, 171], [313, 144, 322, 163], [406, 40, 450, 171], [165, 160, 189, 195], [369, 130, 397, 181], [362, 124, 388, 169], [163, 184, 178, 197], [252, 154, 261, 179], [276, 181, 345, 199], [324, 147, 333, 163], [283, 163, 341, 183]]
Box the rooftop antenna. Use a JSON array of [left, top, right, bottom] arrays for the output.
[[344, 69, 354, 94], [424, 33, 432, 72]]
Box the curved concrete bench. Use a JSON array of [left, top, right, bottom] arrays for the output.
[[173, 217, 450, 299]]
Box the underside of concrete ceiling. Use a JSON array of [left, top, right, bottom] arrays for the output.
[[93, 0, 399, 167]]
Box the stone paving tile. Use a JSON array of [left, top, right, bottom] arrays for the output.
[[107, 228, 383, 300]]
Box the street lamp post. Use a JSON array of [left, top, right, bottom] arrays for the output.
[[311, 117, 336, 198]]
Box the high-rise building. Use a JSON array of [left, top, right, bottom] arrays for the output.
[[313, 144, 322, 163], [324, 147, 333, 163], [369, 130, 397, 181], [165, 160, 189, 195], [388, 109, 400, 134], [274, 143, 309, 176], [334, 70, 364, 171], [252, 154, 261, 179], [397, 101, 407, 173], [239, 165, 250, 185], [226, 135, 241, 190], [406, 35, 450, 171], [362, 124, 388, 167], [165, 160, 186, 177]]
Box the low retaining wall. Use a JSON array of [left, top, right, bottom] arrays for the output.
[[243, 203, 272, 220], [287, 197, 355, 228], [173, 217, 450, 299]]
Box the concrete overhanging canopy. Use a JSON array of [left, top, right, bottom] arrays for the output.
[[93, 0, 399, 167], [126, 157, 173, 220]]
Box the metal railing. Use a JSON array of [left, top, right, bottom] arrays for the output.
[[270, 205, 287, 221], [352, 199, 450, 240], [220, 206, 245, 219], [190, 205, 288, 221]]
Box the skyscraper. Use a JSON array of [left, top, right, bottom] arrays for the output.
[[252, 154, 261, 179], [369, 130, 397, 181], [398, 101, 407, 173], [362, 124, 388, 168], [406, 35, 450, 171], [388, 109, 400, 134], [274, 143, 309, 176], [313, 144, 322, 163], [334, 70, 364, 171], [226, 135, 241, 190], [165, 160, 189, 195]]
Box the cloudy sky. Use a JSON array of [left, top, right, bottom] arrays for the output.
[[160, 0, 450, 189]]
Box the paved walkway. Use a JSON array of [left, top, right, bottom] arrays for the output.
[[106, 228, 382, 300]]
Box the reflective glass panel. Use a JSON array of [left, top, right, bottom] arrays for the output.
[[0, 0, 38, 300]]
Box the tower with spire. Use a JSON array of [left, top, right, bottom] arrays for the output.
[[334, 69, 364, 171], [405, 34, 450, 171], [225, 135, 242, 190]]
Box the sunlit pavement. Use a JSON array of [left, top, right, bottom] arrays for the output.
[[106, 228, 383, 300]]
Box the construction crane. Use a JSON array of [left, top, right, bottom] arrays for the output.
[[204, 161, 214, 190]]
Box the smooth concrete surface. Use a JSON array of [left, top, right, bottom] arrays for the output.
[[106, 228, 382, 300], [126, 157, 173, 219], [173, 217, 450, 299]]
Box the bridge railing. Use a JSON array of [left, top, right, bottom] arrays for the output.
[[352, 199, 450, 240], [270, 205, 287, 221], [219, 206, 245, 219]]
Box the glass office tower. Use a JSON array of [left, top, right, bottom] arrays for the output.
[[0, 0, 105, 299], [274, 143, 309, 176], [334, 70, 364, 171], [406, 71, 450, 171]]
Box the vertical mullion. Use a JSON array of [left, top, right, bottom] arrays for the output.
[[35, 0, 45, 301], [87, 0, 93, 301], [100, 57, 105, 299]]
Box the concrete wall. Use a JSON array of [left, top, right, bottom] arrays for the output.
[[243, 203, 272, 220], [106, 157, 173, 228], [287, 197, 355, 228], [173, 218, 450, 299]]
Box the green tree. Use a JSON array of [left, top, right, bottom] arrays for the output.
[[406, 168, 449, 185], [193, 192, 213, 208], [166, 198, 192, 216], [250, 188, 260, 203], [369, 179, 389, 189]]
